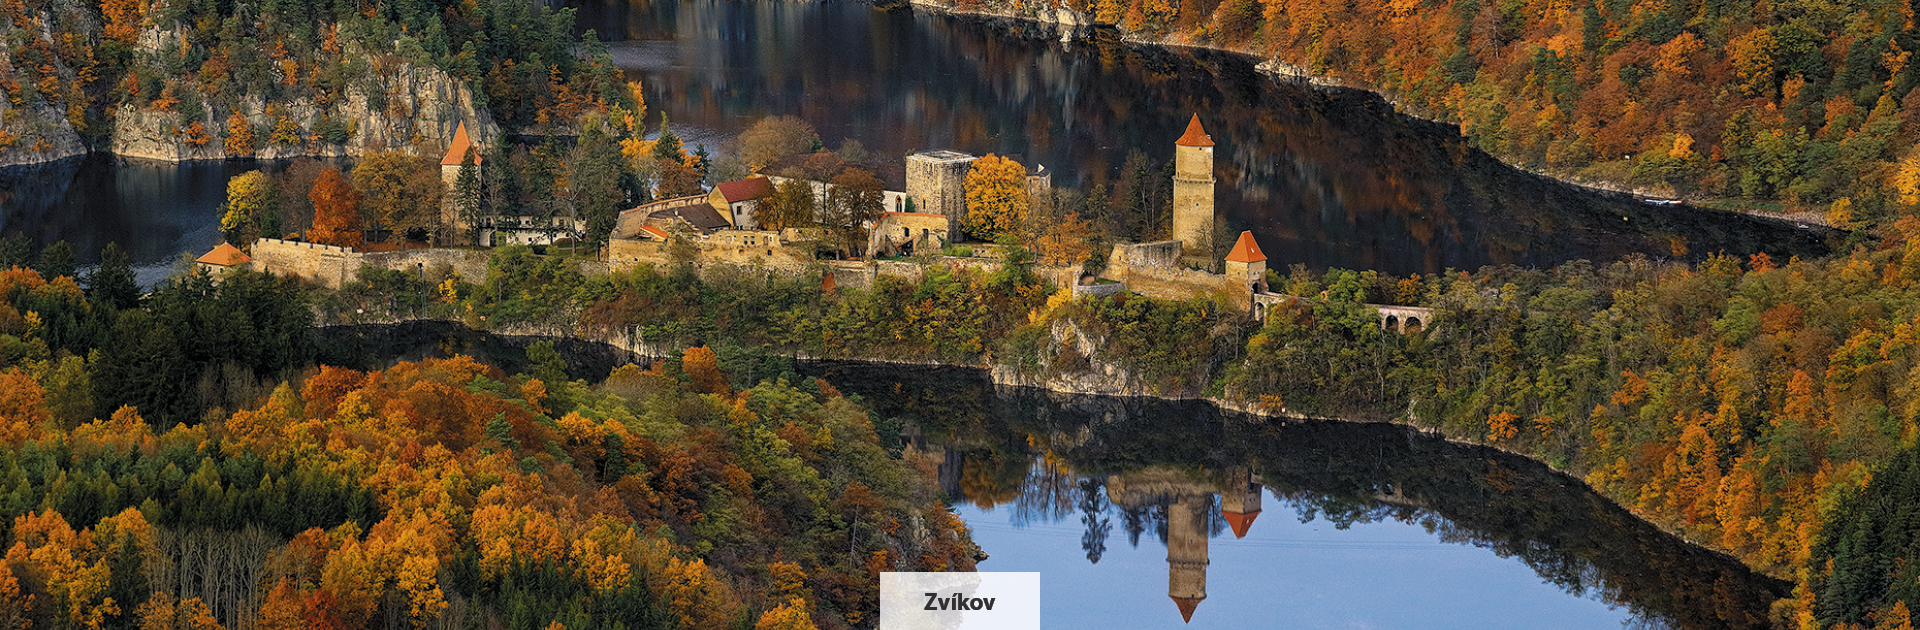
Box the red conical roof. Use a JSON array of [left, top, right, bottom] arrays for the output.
[[195, 242, 250, 266], [441, 122, 481, 166], [1222, 510, 1260, 538], [821, 272, 838, 292], [1175, 114, 1213, 147], [1224, 231, 1266, 263], [1173, 596, 1203, 623]]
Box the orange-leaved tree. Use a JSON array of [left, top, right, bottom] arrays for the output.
[[0, 368, 49, 446], [308, 167, 361, 248]]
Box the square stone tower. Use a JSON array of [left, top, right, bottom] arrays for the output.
[[1223, 231, 1267, 292], [1172, 114, 1215, 256], [905, 150, 976, 233]]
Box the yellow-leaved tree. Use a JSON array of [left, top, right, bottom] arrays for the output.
[[962, 154, 1029, 243], [754, 597, 817, 630], [221, 170, 276, 244]]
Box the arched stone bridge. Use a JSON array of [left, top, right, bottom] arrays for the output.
[[1250, 293, 1434, 334], [1374, 305, 1433, 333]]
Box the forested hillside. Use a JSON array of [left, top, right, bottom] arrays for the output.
[[0, 0, 633, 164], [959, 0, 1920, 219], [0, 245, 979, 629]]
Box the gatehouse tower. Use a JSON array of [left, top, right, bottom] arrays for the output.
[[1172, 114, 1215, 256]]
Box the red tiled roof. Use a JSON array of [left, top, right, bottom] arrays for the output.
[[1175, 114, 1213, 148], [880, 212, 948, 220], [714, 177, 774, 203], [639, 224, 671, 240], [1222, 510, 1260, 538], [440, 122, 482, 166], [1224, 231, 1266, 263], [195, 242, 251, 266], [1173, 596, 1202, 623], [821, 272, 838, 291]]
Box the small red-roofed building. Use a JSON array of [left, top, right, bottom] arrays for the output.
[[709, 176, 775, 229], [439, 121, 484, 243], [1219, 467, 1263, 539], [1223, 230, 1267, 293], [195, 242, 252, 278]]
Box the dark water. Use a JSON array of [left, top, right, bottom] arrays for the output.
[[804, 362, 1790, 630], [0, 155, 245, 285], [578, 0, 1829, 275]]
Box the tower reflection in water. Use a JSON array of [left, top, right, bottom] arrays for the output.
[[1103, 467, 1262, 623]]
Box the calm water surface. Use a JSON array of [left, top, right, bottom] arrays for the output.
[[808, 362, 1788, 629]]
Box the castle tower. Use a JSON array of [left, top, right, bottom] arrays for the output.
[[1167, 495, 1209, 623], [905, 150, 977, 234], [440, 122, 482, 242], [1172, 114, 1215, 255], [1219, 467, 1263, 539]]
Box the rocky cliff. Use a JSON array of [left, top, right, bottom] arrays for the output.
[[113, 30, 498, 162], [0, 0, 94, 167], [990, 317, 1206, 398]]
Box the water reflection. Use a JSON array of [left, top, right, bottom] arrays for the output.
[[581, 0, 1828, 275], [807, 362, 1789, 629]]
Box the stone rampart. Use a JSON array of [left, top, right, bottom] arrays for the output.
[[251, 238, 360, 287], [1111, 241, 1184, 270], [358, 248, 491, 283], [254, 239, 518, 288]]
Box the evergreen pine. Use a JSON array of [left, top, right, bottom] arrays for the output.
[[88, 242, 140, 309], [36, 240, 75, 280]]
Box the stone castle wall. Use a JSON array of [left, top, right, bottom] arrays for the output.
[[253, 238, 497, 288], [251, 238, 360, 287], [1105, 241, 1246, 309], [607, 235, 815, 274]]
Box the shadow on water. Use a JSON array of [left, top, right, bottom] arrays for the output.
[[578, 0, 1830, 276], [804, 361, 1792, 630]]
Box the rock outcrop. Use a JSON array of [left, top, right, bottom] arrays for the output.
[[991, 317, 1202, 398], [112, 43, 498, 162]]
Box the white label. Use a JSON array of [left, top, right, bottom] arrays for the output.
[[880, 572, 1041, 630]]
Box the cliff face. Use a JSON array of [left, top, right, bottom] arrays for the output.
[[0, 0, 94, 167], [112, 31, 498, 163], [990, 317, 1203, 398]]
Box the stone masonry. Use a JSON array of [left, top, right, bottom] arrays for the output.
[[906, 150, 976, 232]]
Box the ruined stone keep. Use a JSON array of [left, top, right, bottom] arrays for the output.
[[905, 150, 976, 230]]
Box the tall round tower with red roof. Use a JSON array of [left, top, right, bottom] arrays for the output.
[[1172, 114, 1216, 256]]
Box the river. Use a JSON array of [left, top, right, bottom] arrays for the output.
[[313, 320, 1792, 629], [809, 361, 1789, 630]]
